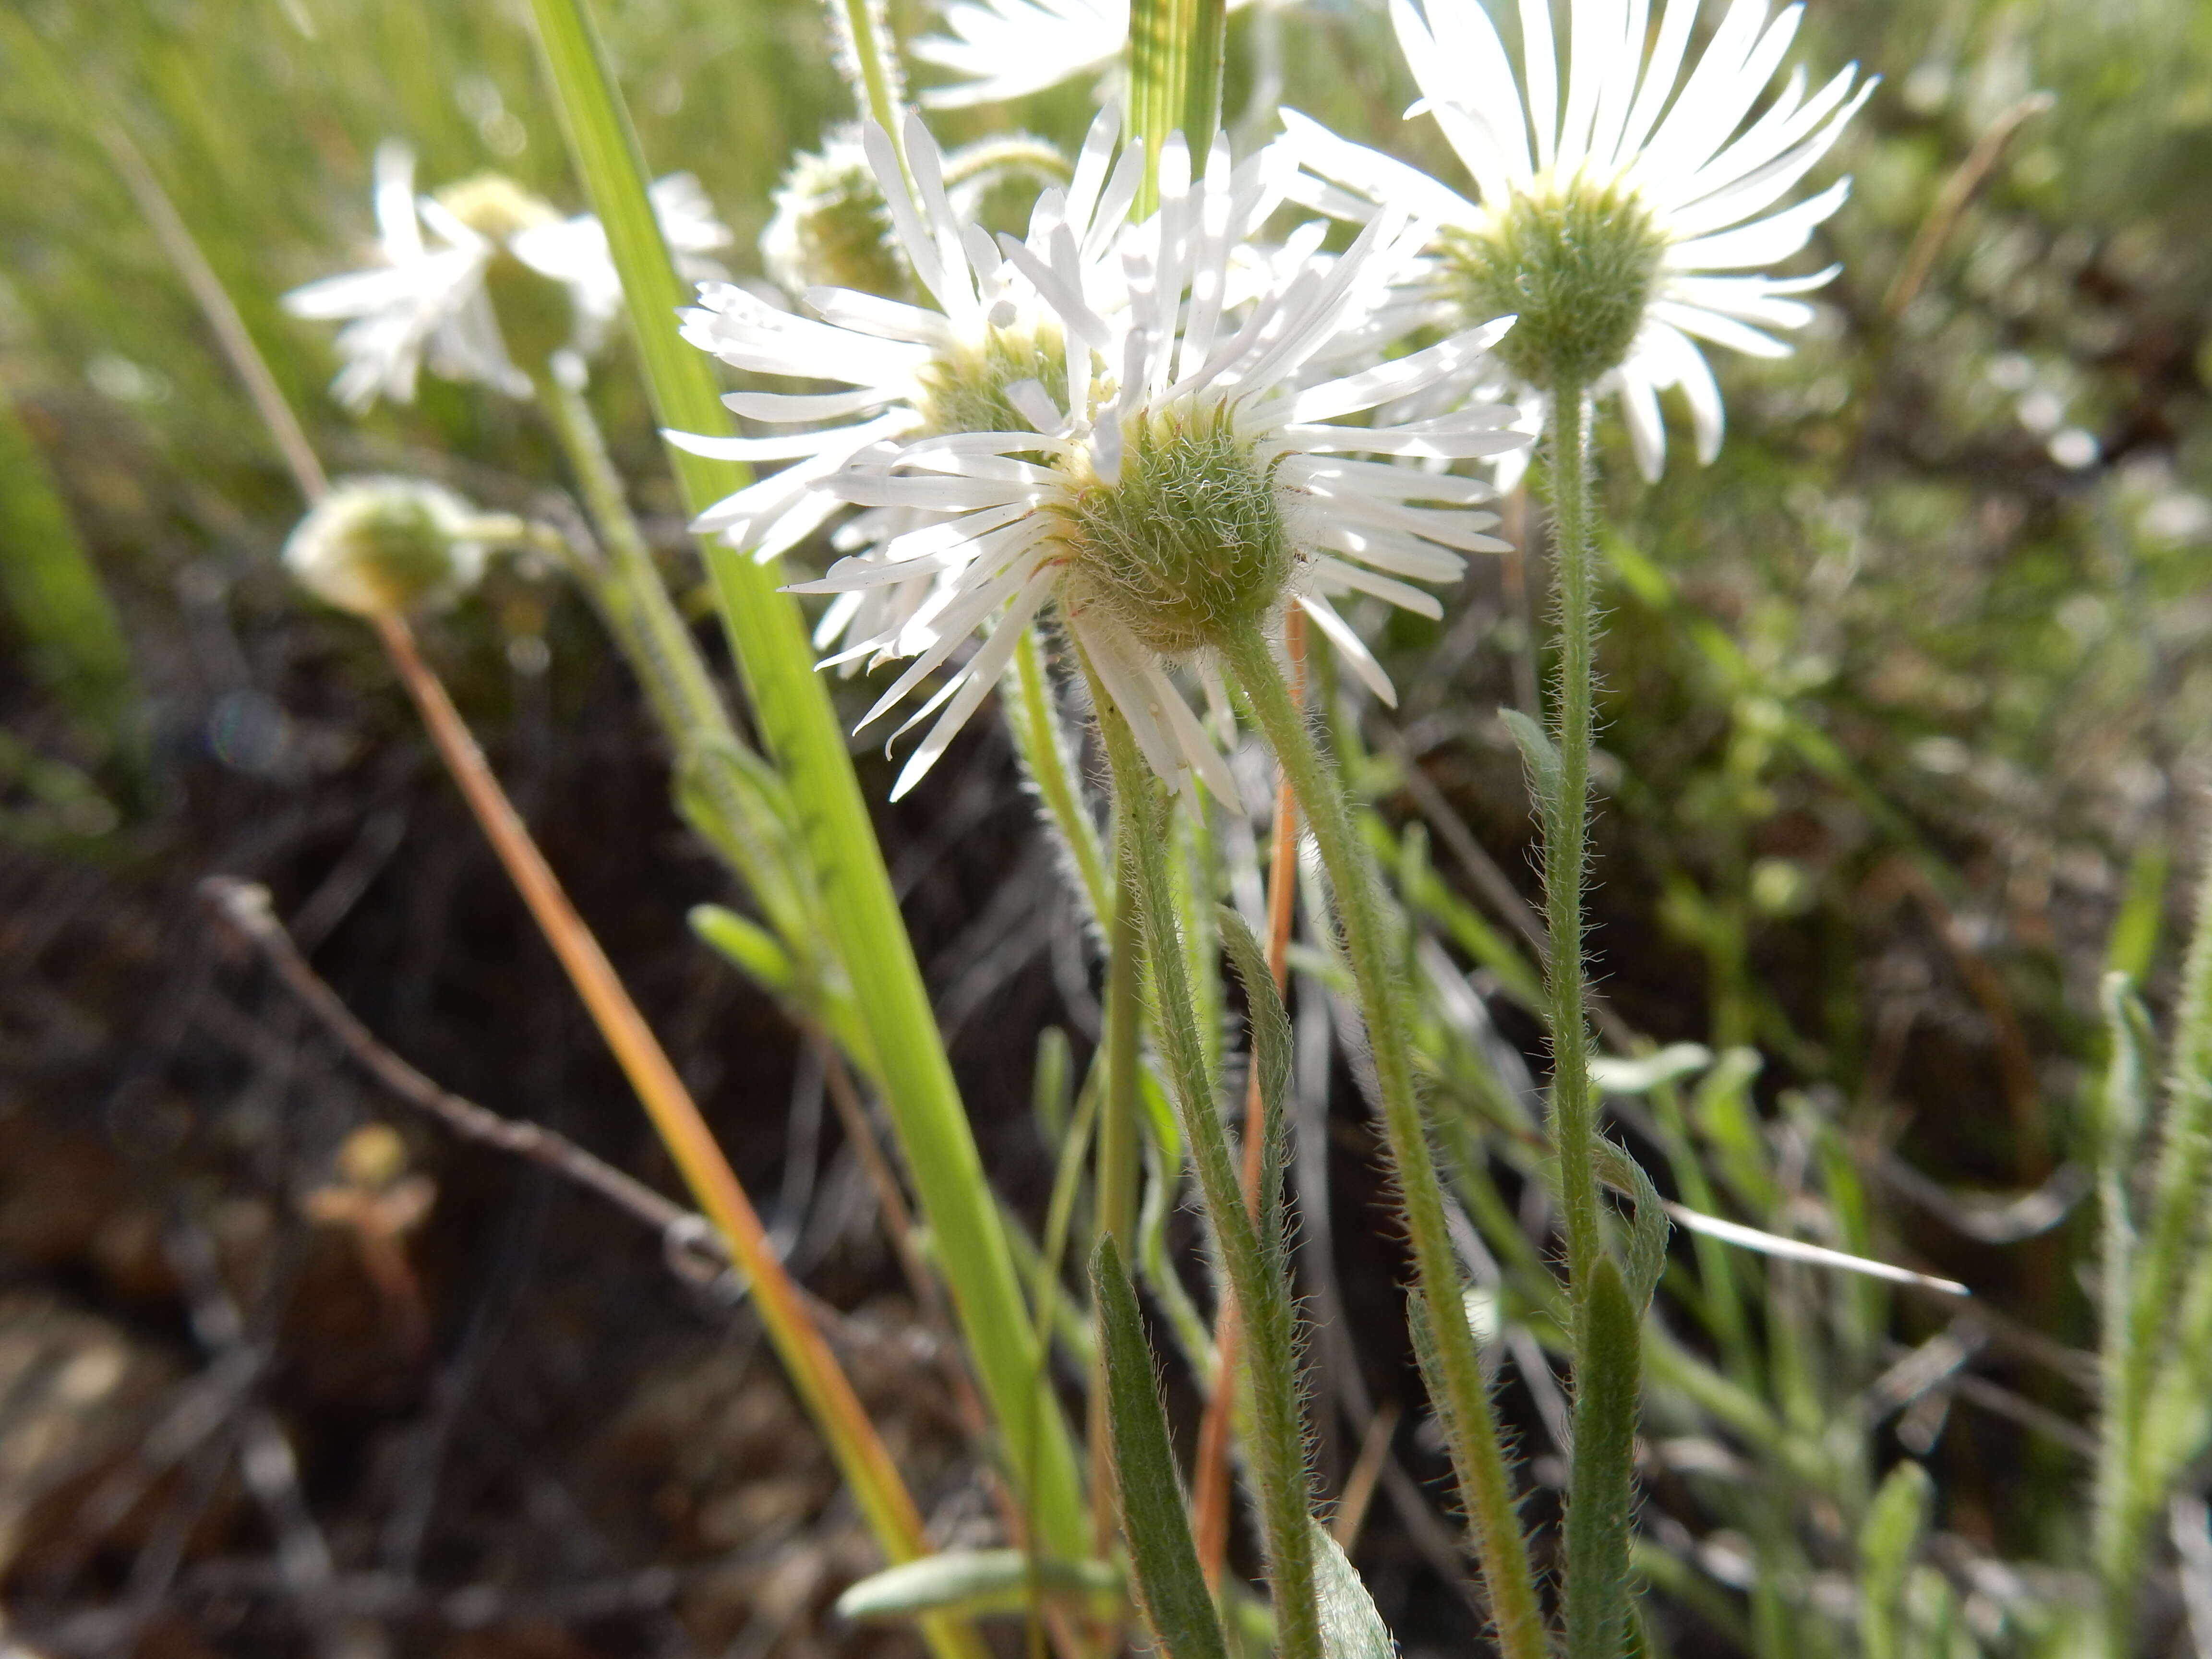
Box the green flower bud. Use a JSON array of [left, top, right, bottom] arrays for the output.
[[284, 477, 490, 619], [1057, 404, 1294, 657], [1446, 175, 1669, 390], [434, 173, 575, 373]]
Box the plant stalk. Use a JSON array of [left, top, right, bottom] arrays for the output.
[[1091, 813, 1146, 1551], [1543, 380, 1640, 1659], [1192, 610, 1304, 1587], [1091, 674, 1321, 1659], [533, 368, 734, 754], [1216, 624, 1545, 1659]]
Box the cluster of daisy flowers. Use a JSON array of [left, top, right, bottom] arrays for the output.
[[676, 107, 1530, 802]]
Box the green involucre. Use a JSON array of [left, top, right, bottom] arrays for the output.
[[915, 324, 1068, 438], [1448, 176, 1667, 388], [1060, 403, 1293, 655]]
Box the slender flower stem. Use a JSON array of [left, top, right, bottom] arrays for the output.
[[1543, 382, 1604, 1303], [1091, 812, 1145, 1552], [1008, 627, 1112, 930], [1089, 672, 1321, 1659], [1192, 610, 1304, 1588], [533, 369, 734, 754], [370, 612, 980, 1659], [1544, 381, 1641, 1659], [1216, 624, 1545, 1659]]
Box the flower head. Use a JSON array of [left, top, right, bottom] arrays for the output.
[[1285, 0, 1873, 478], [673, 106, 1142, 675], [284, 477, 492, 618], [788, 125, 1527, 801], [287, 143, 729, 410]]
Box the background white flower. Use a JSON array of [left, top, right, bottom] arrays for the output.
[[512, 174, 733, 353], [912, 0, 1263, 108], [288, 144, 731, 410], [285, 142, 527, 410], [793, 132, 1527, 801], [1285, 0, 1874, 479]]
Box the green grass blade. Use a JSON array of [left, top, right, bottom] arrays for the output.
[[0, 391, 139, 771], [520, 0, 1087, 1566], [1128, 0, 1226, 208], [1857, 1460, 1932, 1659]]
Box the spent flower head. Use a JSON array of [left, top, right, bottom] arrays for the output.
[[286, 142, 730, 410], [788, 121, 1527, 801], [283, 477, 493, 619], [1284, 0, 1873, 478]]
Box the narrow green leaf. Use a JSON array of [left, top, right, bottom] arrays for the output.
[[1499, 707, 1561, 820], [1588, 1045, 1713, 1096], [1094, 1237, 1229, 1659], [2100, 970, 2155, 1165], [1564, 1254, 1643, 1659], [1309, 1522, 1394, 1659], [1857, 1461, 1932, 1659], [1592, 1140, 1670, 1310], [836, 1550, 1122, 1623], [689, 904, 797, 998], [521, 0, 1087, 1561]]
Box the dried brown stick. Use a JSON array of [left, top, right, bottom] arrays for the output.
[[202, 877, 702, 1246]]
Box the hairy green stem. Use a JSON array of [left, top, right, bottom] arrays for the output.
[[1545, 381, 1639, 1659], [534, 370, 734, 755], [1008, 628, 1112, 929], [1091, 807, 1146, 1550], [1544, 382, 1604, 1307], [1091, 678, 1320, 1659], [1215, 626, 1545, 1659]]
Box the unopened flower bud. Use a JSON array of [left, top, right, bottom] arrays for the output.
[[284, 477, 490, 619]]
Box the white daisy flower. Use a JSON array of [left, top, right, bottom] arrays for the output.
[[1282, 0, 1873, 480], [672, 106, 1143, 593], [790, 130, 1528, 802], [287, 143, 731, 410]]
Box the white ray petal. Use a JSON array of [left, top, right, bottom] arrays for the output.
[[1296, 592, 1399, 706]]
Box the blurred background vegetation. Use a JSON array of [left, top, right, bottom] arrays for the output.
[[3, 0, 2212, 1653]]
